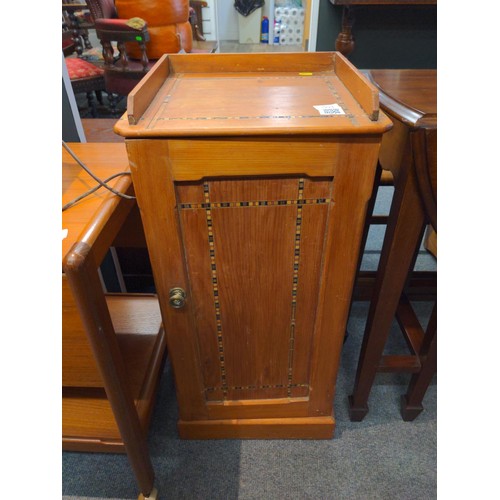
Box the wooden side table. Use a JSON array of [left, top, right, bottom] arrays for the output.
[[62, 143, 164, 498], [348, 69, 437, 421]]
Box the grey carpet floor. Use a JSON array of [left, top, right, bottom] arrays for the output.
[[62, 301, 436, 500], [62, 179, 437, 500]]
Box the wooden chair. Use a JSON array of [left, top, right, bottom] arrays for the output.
[[85, 0, 213, 101], [63, 27, 106, 117]]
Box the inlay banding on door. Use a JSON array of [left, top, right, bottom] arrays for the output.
[[176, 177, 333, 402]]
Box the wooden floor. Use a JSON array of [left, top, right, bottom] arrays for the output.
[[82, 119, 124, 143]]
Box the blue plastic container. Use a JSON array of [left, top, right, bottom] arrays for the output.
[[261, 16, 269, 43]]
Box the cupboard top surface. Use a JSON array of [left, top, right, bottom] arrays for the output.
[[114, 52, 392, 138]]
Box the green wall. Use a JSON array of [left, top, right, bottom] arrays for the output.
[[316, 1, 437, 69]]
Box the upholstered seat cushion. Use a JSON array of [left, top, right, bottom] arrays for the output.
[[66, 57, 104, 81]]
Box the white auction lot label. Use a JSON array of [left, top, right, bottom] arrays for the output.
[[313, 103, 346, 115]]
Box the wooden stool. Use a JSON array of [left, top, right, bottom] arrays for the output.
[[348, 70, 437, 422]]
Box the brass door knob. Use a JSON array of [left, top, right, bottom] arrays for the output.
[[169, 287, 186, 308]]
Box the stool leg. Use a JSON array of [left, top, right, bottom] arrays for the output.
[[357, 163, 384, 286], [349, 158, 426, 421], [360, 164, 383, 259], [401, 303, 437, 421], [345, 162, 383, 343]]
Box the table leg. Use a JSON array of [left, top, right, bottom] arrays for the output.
[[335, 6, 355, 57], [401, 303, 437, 421], [65, 242, 156, 497], [348, 158, 426, 421]]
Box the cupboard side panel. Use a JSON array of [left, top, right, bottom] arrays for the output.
[[309, 138, 381, 415], [125, 139, 208, 420]]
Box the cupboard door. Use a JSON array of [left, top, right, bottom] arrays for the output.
[[127, 137, 379, 438], [176, 176, 332, 402]]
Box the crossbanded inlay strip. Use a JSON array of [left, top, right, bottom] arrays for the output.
[[287, 178, 305, 396], [178, 198, 331, 210], [205, 383, 309, 393], [203, 182, 228, 398]]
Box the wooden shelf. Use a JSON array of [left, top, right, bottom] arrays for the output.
[[63, 294, 166, 453]]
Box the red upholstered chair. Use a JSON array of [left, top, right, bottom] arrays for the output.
[[63, 28, 106, 117], [86, 0, 211, 99]]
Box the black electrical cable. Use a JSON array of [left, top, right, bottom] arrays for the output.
[[62, 140, 135, 211]]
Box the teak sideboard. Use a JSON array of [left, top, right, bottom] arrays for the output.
[[114, 51, 392, 439]]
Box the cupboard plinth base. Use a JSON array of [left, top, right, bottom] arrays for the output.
[[178, 416, 335, 440]]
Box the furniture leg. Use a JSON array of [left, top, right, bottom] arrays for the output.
[[108, 92, 118, 114], [335, 6, 355, 56], [348, 153, 426, 421], [189, 1, 207, 41], [86, 91, 98, 117], [138, 487, 159, 499], [82, 29, 93, 50], [345, 162, 383, 342], [65, 242, 156, 498], [357, 162, 383, 283], [401, 302, 437, 421]]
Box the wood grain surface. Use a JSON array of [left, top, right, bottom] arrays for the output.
[[121, 53, 388, 438], [115, 52, 392, 135]]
